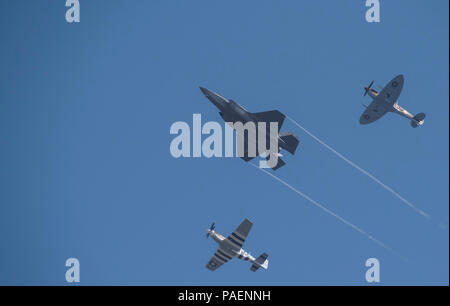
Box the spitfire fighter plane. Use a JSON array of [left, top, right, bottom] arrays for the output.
[[360, 74, 425, 128], [200, 87, 299, 170], [206, 219, 269, 272]]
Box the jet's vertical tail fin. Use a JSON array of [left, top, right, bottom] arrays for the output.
[[411, 113, 425, 128], [279, 132, 300, 155], [250, 253, 269, 272]]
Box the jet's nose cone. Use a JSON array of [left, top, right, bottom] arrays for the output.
[[199, 87, 210, 96], [200, 87, 215, 99], [199, 87, 229, 110]]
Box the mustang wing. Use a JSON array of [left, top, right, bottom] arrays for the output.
[[206, 248, 234, 271], [227, 218, 253, 249]]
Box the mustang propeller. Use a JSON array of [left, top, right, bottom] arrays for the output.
[[364, 81, 374, 96], [206, 222, 216, 239]]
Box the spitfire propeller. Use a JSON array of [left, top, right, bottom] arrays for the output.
[[364, 81, 374, 96], [206, 222, 215, 239]]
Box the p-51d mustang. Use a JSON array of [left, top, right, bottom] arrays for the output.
[[200, 87, 299, 170], [206, 219, 269, 272], [360, 74, 425, 128]]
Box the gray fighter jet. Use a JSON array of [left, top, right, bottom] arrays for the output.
[[200, 87, 299, 170], [360, 74, 425, 128], [206, 219, 269, 272]]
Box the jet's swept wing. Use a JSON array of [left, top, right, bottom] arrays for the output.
[[252, 110, 285, 132], [227, 218, 253, 249], [360, 100, 388, 124], [239, 110, 286, 164], [376, 74, 404, 104], [206, 247, 233, 271]]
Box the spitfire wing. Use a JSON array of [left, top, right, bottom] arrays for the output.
[[377, 74, 404, 104], [359, 100, 388, 124]]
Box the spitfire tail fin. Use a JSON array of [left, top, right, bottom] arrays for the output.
[[411, 113, 426, 128], [279, 132, 300, 155], [250, 253, 269, 272]]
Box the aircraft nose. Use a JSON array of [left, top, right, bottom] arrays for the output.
[[199, 86, 228, 110], [199, 87, 216, 100], [199, 87, 211, 96]]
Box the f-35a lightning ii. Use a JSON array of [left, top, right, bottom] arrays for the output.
[[200, 87, 299, 170]]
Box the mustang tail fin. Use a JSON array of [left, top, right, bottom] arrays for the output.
[[250, 253, 269, 272], [411, 112, 425, 128], [279, 132, 300, 155]]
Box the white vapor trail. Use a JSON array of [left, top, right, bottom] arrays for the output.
[[250, 163, 407, 261], [286, 116, 431, 220]]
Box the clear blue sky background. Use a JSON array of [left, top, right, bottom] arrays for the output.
[[0, 1, 448, 285]]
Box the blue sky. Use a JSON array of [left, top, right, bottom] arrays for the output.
[[0, 0, 448, 285]]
